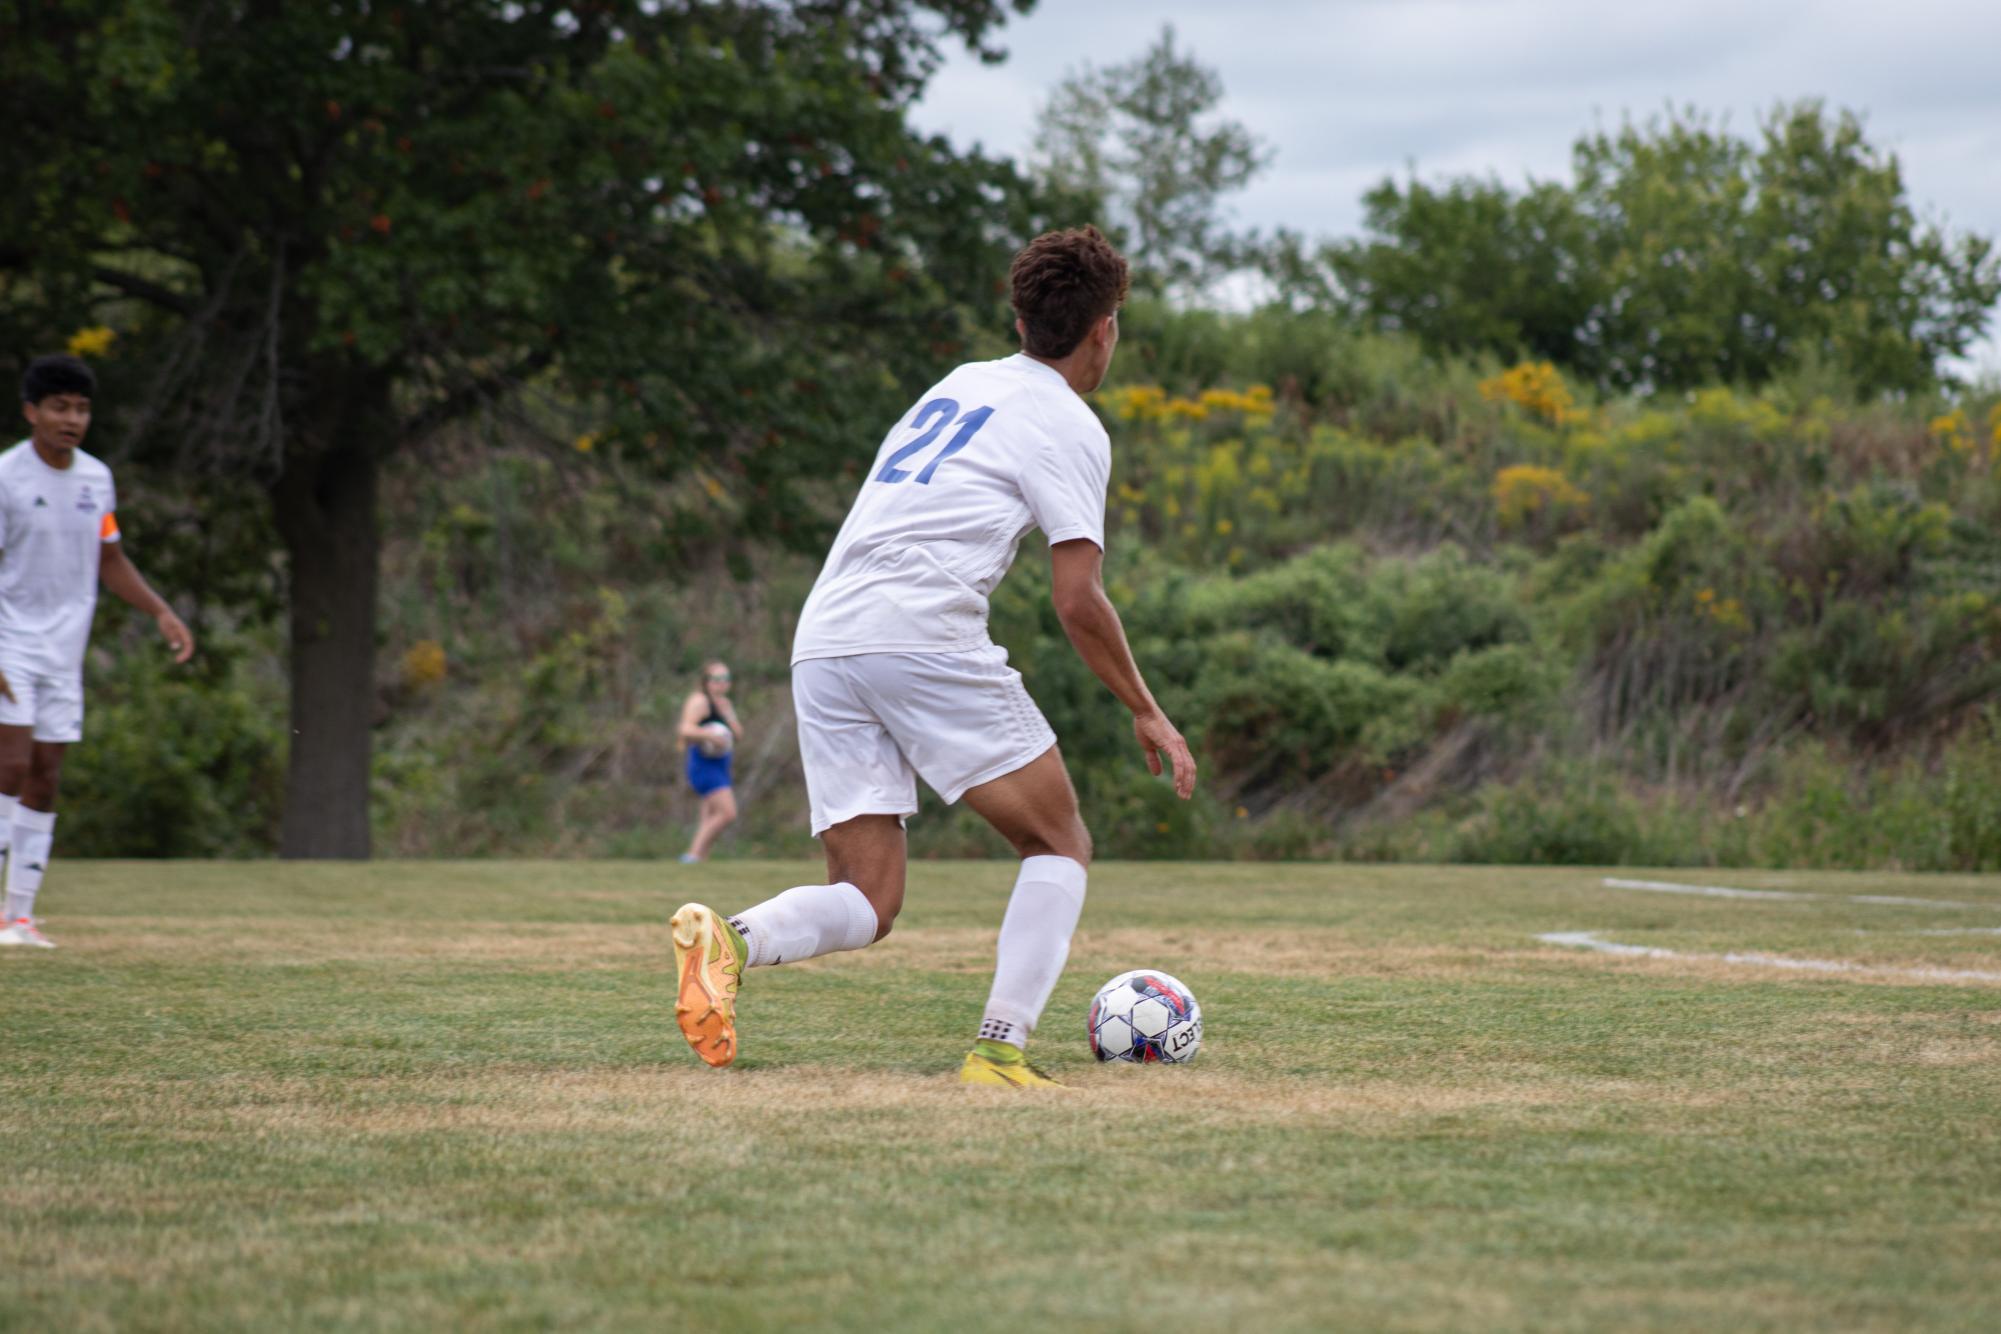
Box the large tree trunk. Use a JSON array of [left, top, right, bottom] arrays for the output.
[[271, 376, 387, 859]]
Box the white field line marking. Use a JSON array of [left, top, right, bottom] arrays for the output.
[[1600, 877, 1987, 911], [1601, 877, 1812, 901], [1909, 927, 2001, 936], [1540, 931, 2001, 984]]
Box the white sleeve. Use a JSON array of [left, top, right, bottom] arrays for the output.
[[1020, 421, 1110, 549]]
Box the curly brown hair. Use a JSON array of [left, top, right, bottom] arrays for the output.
[[1008, 226, 1131, 359]]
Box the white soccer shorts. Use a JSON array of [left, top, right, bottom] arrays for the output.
[[0, 648, 84, 743], [792, 645, 1058, 836]]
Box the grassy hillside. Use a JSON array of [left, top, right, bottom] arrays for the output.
[[58, 317, 2001, 864]]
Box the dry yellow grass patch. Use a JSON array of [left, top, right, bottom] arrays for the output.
[[3, 1065, 1733, 1146], [47, 918, 1545, 984], [54, 916, 660, 968], [1821, 1013, 2001, 1068], [855, 927, 1516, 981]]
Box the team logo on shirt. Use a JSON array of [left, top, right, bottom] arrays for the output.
[[76, 485, 97, 512], [32, 496, 47, 508]]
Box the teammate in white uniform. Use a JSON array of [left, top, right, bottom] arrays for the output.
[[0, 356, 194, 948], [669, 227, 1196, 1085]]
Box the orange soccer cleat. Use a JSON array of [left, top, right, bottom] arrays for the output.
[[669, 902, 746, 1067]]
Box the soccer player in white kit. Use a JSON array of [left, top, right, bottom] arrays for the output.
[[0, 355, 194, 948], [669, 227, 1196, 1085]]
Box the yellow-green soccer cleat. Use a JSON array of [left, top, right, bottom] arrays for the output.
[[670, 902, 746, 1067], [959, 1042, 1066, 1089]]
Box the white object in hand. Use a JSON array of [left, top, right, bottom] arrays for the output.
[[697, 721, 734, 759]]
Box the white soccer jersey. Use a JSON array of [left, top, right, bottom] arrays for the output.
[[792, 354, 1111, 663], [0, 440, 118, 671]]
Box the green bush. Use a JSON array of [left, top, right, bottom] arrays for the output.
[[335, 316, 2001, 870], [1448, 761, 1658, 865], [61, 632, 283, 857], [1742, 719, 2001, 870]]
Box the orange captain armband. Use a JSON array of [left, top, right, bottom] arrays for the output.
[[100, 511, 120, 542]]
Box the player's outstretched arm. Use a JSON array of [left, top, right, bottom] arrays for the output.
[[677, 692, 711, 744], [1048, 539, 1196, 799], [99, 541, 194, 663]]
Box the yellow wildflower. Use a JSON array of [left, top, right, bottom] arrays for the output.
[[1479, 361, 1578, 427], [1930, 410, 1974, 455], [66, 325, 116, 358], [1103, 384, 1169, 422], [402, 640, 447, 689], [1492, 465, 1589, 528], [573, 432, 598, 453]]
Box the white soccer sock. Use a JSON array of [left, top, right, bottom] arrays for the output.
[[6, 806, 56, 923], [0, 793, 16, 859], [728, 882, 878, 968], [978, 855, 1088, 1050]]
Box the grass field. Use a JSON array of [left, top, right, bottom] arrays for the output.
[[4, 860, 2000, 1331]]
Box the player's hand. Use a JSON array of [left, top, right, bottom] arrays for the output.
[[157, 609, 195, 663], [1133, 708, 1196, 799], [0, 670, 12, 703]]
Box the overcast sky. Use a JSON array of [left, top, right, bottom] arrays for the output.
[[915, 0, 2001, 375]]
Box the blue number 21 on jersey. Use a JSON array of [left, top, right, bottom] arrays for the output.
[[875, 399, 994, 484]]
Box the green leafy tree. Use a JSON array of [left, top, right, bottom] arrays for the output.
[[1, 0, 1049, 857], [1316, 103, 2000, 394], [1031, 24, 1268, 295], [1309, 176, 1598, 367]]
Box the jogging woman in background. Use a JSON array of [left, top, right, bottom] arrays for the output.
[[678, 661, 741, 863]]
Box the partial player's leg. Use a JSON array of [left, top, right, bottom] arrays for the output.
[[682, 787, 737, 863], [954, 746, 1090, 1086], [0, 722, 25, 947], [816, 813, 904, 940], [854, 649, 1085, 1085], [0, 669, 65, 950], [0, 737, 64, 949], [667, 658, 913, 1067]]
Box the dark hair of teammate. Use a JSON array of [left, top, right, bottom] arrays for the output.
[[1008, 226, 1132, 360], [21, 354, 97, 404]]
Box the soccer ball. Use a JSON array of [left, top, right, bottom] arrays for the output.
[[1087, 969, 1202, 1063], [696, 722, 734, 758]]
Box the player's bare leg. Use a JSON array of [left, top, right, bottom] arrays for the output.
[[956, 745, 1090, 1088], [681, 787, 738, 864], [0, 730, 59, 949], [668, 814, 898, 1067], [0, 722, 27, 868], [962, 746, 1091, 865], [818, 814, 905, 939]]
